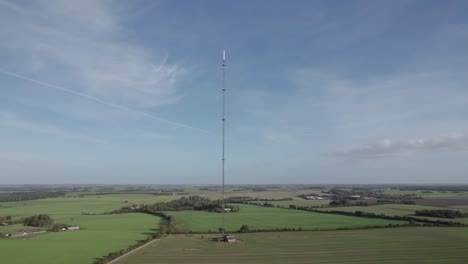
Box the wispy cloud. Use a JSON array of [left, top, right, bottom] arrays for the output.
[[0, 0, 185, 108], [334, 132, 468, 158], [0, 111, 103, 143], [0, 0, 26, 13], [0, 69, 205, 132]]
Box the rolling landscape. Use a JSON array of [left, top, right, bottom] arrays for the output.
[[2, 185, 468, 263], [2, 0, 468, 263]]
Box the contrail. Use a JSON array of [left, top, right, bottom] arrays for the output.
[[0, 68, 208, 133]]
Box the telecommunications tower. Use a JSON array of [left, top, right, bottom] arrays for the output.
[[221, 49, 226, 236]]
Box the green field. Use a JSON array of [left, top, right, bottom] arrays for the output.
[[166, 204, 404, 232], [0, 194, 172, 264], [0, 213, 162, 264], [2, 189, 468, 264], [190, 187, 325, 200], [382, 188, 468, 197], [316, 204, 468, 224], [249, 200, 330, 208], [0, 193, 184, 220], [114, 227, 468, 264]]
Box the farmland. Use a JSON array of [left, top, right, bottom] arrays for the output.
[[316, 204, 468, 224], [1, 185, 468, 264], [249, 199, 331, 208], [114, 227, 468, 264], [0, 213, 162, 264], [0, 193, 171, 264], [167, 204, 404, 232]]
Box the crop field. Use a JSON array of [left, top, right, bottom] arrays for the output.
[[166, 204, 404, 232], [0, 194, 171, 264], [414, 196, 468, 208], [114, 227, 468, 264], [191, 187, 325, 200], [0, 193, 183, 221], [2, 188, 468, 264], [0, 224, 45, 233], [0, 213, 162, 264], [316, 204, 468, 224], [382, 188, 468, 197], [248, 200, 330, 208]]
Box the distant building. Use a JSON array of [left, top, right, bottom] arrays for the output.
[[1, 222, 9, 226], [67, 226, 80, 231], [11, 232, 28, 237], [223, 235, 236, 243], [306, 196, 326, 200], [347, 195, 361, 200]]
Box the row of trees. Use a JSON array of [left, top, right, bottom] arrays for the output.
[[0, 191, 66, 202], [139, 196, 239, 213], [415, 209, 466, 219], [226, 196, 293, 203]]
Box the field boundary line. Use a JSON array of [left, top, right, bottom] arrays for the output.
[[107, 238, 161, 264]]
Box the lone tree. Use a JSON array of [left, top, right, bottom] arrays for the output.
[[239, 224, 250, 233], [23, 214, 54, 228]]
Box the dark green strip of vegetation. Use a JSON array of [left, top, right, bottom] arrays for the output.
[[415, 209, 467, 219], [0, 191, 65, 202]]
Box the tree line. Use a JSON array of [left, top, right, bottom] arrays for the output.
[[414, 209, 467, 219], [0, 191, 66, 202], [109, 196, 240, 213]]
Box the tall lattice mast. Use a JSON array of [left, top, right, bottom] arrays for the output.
[[221, 49, 226, 236]]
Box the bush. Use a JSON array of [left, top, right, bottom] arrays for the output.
[[239, 224, 250, 233], [23, 214, 54, 228]]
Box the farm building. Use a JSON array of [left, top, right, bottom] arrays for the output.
[[223, 235, 236, 243], [306, 196, 326, 200], [11, 231, 28, 237], [67, 226, 80, 231]]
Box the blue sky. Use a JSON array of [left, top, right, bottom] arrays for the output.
[[1, 0, 468, 184]]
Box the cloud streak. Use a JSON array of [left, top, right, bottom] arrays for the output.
[[0, 0, 186, 108], [334, 133, 468, 158], [0, 68, 206, 132]]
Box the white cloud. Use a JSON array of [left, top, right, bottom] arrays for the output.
[[0, 0, 185, 108], [334, 133, 468, 158], [290, 68, 468, 140]]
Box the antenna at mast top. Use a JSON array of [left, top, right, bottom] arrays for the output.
[[223, 49, 226, 65]]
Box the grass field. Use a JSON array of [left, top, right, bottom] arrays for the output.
[[316, 204, 468, 224], [382, 189, 468, 197], [0, 193, 183, 221], [114, 227, 468, 264], [0, 224, 45, 233], [191, 187, 325, 200], [166, 204, 404, 232], [0, 213, 162, 264], [0, 194, 171, 264], [249, 200, 331, 208]]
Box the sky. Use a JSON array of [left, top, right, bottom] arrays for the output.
[[1, 0, 468, 184]]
